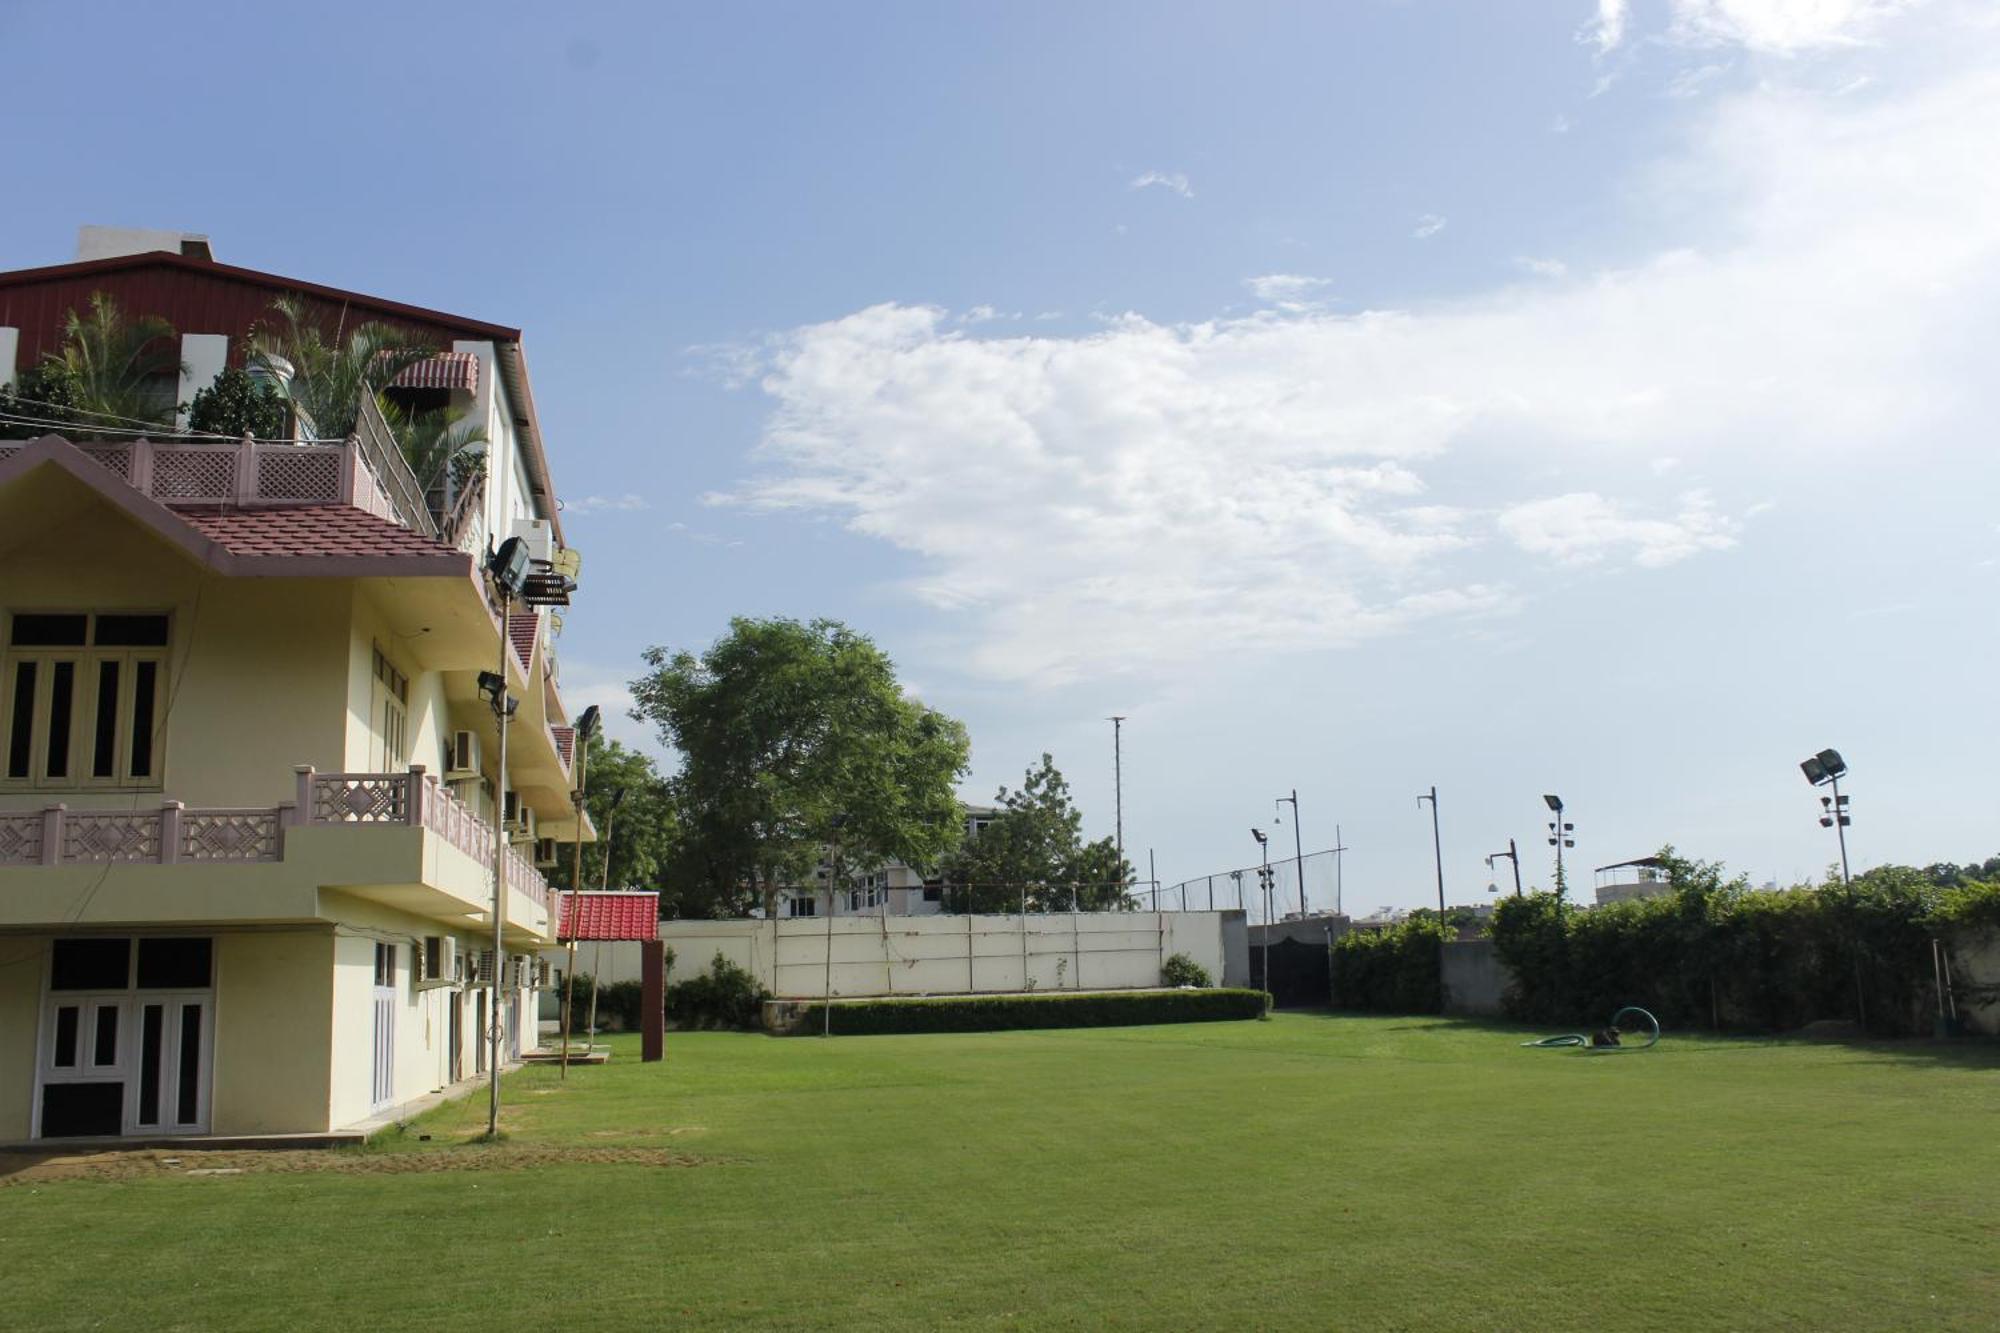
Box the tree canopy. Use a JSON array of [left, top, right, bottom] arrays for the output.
[[939, 753, 1133, 913], [629, 617, 970, 914]]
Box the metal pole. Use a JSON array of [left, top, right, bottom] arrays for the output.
[[1286, 790, 1306, 918], [1830, 774, 1852, 884], [1260, 838, 1272, 1001], [1508, 837, 1522, 897], [486, 591, 510, 1138], [823, 827, 842, 1036], [1332, 825, 1346, 917], [585, 799, 618, 1045], [560, 737, 588, 1080], [1418, 786, 1444, 1014], [1110, 716, 1126, 894]]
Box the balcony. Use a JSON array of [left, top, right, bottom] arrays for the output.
[[0, 765, 552, 937]]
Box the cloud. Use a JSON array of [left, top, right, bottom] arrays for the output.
[[715, 17, 2000, 685], [1666, 62, 1732, 97], [1580, 0, 1630, 54], [1129, 170, 1194, 199], [1514, 256, 1569, 278], [1498, 490, 1739, 567], [1550, 113, 1575, 133], [1245, 273, 1334, 311], [565, 493, 651, 514], [1412, 214, 1447, 239], [1667, 0, 1924, 54]]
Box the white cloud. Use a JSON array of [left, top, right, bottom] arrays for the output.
[[565, 493, 651, 514], [1667, 0, 1923, 54], [1580, 0, 1630, 54], [1550, 113, 1575, 133], [1245, 273, 1334, 311], [1515, 256, 1569, 278], [1129, 170, 1194, 199], [1667, 61, 1733, 96], [1413, 214, 1447, 239], [715, 19, 2000, 685], [1498, 490, 1739, 567]]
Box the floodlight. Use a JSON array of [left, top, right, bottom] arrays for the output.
[[1251, 827, 1268, 845], [576, 704, 601, 740], [1800, 755, 1828, 785], [487, 536, 531, 596], [608, 787, 628, 812], [1816, 749, 1846, 779], [1543, 794, 1563, 812], [477, 670, 506, 702]]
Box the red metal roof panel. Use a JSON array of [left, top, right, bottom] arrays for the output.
[[559, 891, 659, 941]]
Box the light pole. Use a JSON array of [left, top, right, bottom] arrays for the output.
[[1109, 716, 1126, 892], [478, 536, 530, 1139], [1331, 825, 1348, 918], [1416, 787, 1446, 1011], [1276, 790, 1307, 919], [1800, 749, 1853, 883], [582, 786, 625, 1047], [1544, 794, 1573, 903], [1252, 827, 1272, 1002], [560, 704, 600, 1080], [1486, 838, 1523, 897], [823, 814, 848, 1037]]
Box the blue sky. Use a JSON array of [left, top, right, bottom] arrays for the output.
[[6, 0, 1997, 910]]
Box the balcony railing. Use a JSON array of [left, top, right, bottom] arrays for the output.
[[0, 804, 286, 866], [0, 765, 551, 916], [296, 765, 552, 912]]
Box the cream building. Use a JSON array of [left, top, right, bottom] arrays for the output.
[[0, 241, 589, 1142]]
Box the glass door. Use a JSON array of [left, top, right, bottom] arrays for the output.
[[38, 937, 213, 1138]]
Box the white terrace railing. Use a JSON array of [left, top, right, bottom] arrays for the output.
[[0, 765, 552, 914], [296, 765, 552, 912]]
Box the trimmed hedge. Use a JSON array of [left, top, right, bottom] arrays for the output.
[[1330, 918, 1447, 1014], [799, 988, 1268, 1036]]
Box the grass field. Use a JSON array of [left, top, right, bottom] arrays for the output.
[[3, 1013, 1996, 1330]]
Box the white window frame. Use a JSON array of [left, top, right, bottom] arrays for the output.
[[1, 611, 170, 792]]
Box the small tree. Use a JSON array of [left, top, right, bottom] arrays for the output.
[[186, 365, 289, 439], [940, 754, 1133, 912]]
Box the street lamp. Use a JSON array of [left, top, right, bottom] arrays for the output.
[[1276, 790, 1307, 919], [1486, 839, 1523, 897], [1544, 794, 1573, 903], [1251, 827, 1272, 1003], [480, 536, 529, 1139], [1800, 748, 1852, 883], [1416, 787, 1445, 1010], [559, 703, 601, 1080]]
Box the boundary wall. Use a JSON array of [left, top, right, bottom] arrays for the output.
[[549, 910, 1247, 1001]]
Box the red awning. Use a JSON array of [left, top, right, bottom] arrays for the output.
[[389, 351, 480, 394], [559, 891, 659, 941]]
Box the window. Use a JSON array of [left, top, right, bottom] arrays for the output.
[[371, 646, 409, 773], [923, 885, 943, 903], [373, 941, 397, 987], [786, 896, 816, 918], [2, 612, 169, 789]]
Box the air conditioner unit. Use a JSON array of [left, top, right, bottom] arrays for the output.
[[533, 836, 561, 869], [446, 730, 481, 780], [417, 936, 459, 991], [533, 958, 553, 990], [506, 954, 532, 989], [503, 792, 537, 843], [509, 517, 555, 567], [472, 949, 495, 987]]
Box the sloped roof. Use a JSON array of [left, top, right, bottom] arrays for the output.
[[559, 891, 659, 942], [181, 505, 461, 561]]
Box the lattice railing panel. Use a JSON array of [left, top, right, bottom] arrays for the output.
[[254, 447, 342, 501], [62, 812, 163, 862], [0, 813, 43, 865], [149, 447, 238, 501], [79, 444, 134, 479], [181, 809, 282, 862], [310, 774, 411, 824]]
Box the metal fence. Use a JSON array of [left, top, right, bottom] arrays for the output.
[[1160, 848, 1344, 926]]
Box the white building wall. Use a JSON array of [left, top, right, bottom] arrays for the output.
[[0, 326, 18, 388], [551, 911, 1239, 1002]]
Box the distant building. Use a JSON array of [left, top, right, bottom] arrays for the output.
[[770, 804, 1001, 918], [1594, 856, 1672, 906]]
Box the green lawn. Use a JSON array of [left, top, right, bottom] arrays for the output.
[[4, 1014, 1997, 1330]]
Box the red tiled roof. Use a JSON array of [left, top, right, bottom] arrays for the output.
[[559, 891, 659, 942], [179, 504, 461, 561], [552, 725, 576, 768], [507, 613, 537, 669]]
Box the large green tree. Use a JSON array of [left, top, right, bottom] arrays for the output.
[[629, 617, 970, 916], [939, 754, 1134, 913], [568, 733, 677, 897]]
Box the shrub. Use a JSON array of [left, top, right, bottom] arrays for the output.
[[799, 988, 1267, 1036], [187, 365, 288, 439], [1161, 952, 1213, 988], [667, 952, 770, 1030], [1330, 918, 1447, 1014], [1489, 849, 2000, 1035]]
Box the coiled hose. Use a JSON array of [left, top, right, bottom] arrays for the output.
[[1521, 1005, 1660, 1051]]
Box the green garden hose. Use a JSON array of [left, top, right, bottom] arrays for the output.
[[1521, 1005, 1660, 1052]]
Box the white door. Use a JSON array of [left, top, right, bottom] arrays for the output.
[[371, 942, 396, 1109], [37, 937, 213, 1138]]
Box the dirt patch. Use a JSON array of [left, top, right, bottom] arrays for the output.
[[0, 1145, 730, 1186]]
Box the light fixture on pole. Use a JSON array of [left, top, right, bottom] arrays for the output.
[[1416, 787, 1446, 1011], [1486, 838, 1523, 897], [1251, 827, 1272, 1003], [1800, 748, 1852, 884], [582, 785, 625, 1048], [1544, 794, 1573, 903], [480, 536, 531, 1140], [823, 813, 848, 1037]]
